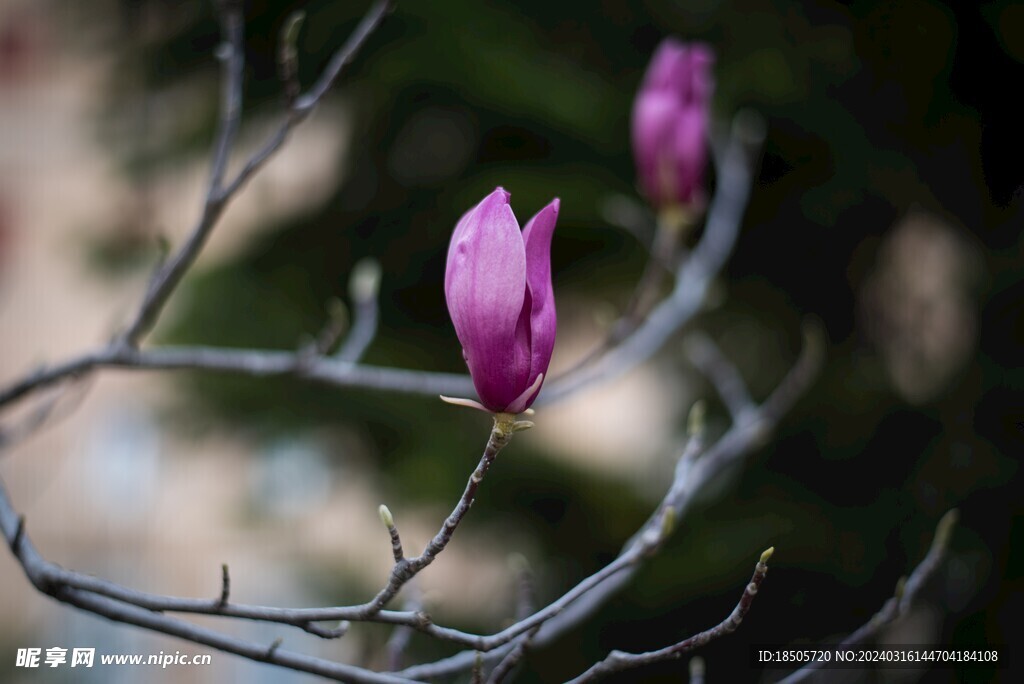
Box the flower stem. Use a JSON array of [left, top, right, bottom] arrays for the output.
[[417, 414, 515, 563], [361, 414, 518, 616]]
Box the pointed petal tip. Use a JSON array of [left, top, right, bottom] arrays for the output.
[[529, 198, 560, 224], [476, 186, 513, 218], [439, 395, 491, 413]]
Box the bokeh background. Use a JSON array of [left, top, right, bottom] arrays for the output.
[[1, 0, 1020, 682]]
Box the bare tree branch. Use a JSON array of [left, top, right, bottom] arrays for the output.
[[777, 509, 959, 684], [0, 415, 523, 650], [486, 625, 540, 684], [1, 0, 396, 398], [0, 345, 475, 411], [482, 556, 539, 682], [394, 324, 822, 680], [0, 478, 415, 683], [337, 258, 382, 363], [685, 333, 755, 422], [567, 118, 761, 382], [562, 206, 689, 376], [0, 3, 848, 681], [121, 0, 247, 346], [537, 321, 820, 638], [385, 581, 422, 672], [539, 113, 766, 406], [566, 547, 774, 683], [0, 323, 820, 684], [353, 413, 518, 618], [0, 375, 94, 453], [11, 324, 810, 680], [0, 112, 760, 425], [219, 0, 394, 201]]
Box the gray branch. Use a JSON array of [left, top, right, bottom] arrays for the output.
[[539, 114, 765, 406], [393, 325, 823, 680], [0, 3, 835, 681], [120, 0, 247, 346], [0, 115, 761, 426], [685, 333, 755, 422], [336, 258, 383, 363], [0, 477, 414, 683], [0, 345, 475, 410], [566, 548, 774, 683], [117, 0, 391, 348], [0, 328, 820, 683], [385, 581, 422, 672], [0, 416, 535, 672], [777, 509, 959, 684]]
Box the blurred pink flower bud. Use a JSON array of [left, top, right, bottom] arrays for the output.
[[632, 39, 715, 210], [445, 187, 559, 414]]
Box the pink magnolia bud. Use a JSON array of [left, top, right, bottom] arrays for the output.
[[632, 39, 715, 210], [445, 188, 559, 414]]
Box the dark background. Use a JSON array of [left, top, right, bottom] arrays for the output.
[[48, 0, 1024, 681]]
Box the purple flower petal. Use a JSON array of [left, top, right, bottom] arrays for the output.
[[632, 92, 680, 206], [643, 38, 689, 92], [445, 187, 527, 411], [520, 198, 559, 401], [444, 189, 561, 413], [672, 107, 709, 204], [685, 44, 716, 102], [632, 39, 715, 209]]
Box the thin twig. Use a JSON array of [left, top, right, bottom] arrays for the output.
[[609, 208, 693, 337], [307, 299, 350, 356], [82, 0, 390, 354], [219, 563, 231, 606], [357, 415, 516, 617], [385, 582, 423, 672], [566, 547, 774, 683], [379, 505, 405, 563], [686, 333, 755, 422], [0, 478, 415, 683], [337, 258, 382, 363], [0, 375, 94, 453], [777, 510, 959, 684], [219, 0, 394, 200], [511, 554, 536, 621], [564, 206, 688, 375], [486, 625, 540, 684], [471, 653, 485, 684], [278, 11, 306, 106], [121, 0, 246, 346]]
